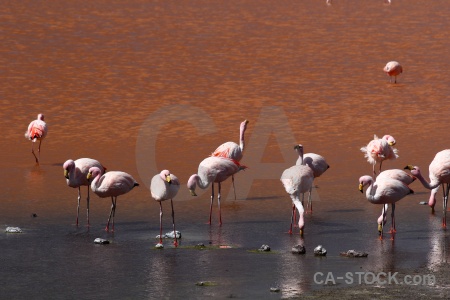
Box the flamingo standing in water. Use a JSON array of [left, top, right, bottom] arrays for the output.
[[383, 61, 403, 83], [405, 149, 450, 227], [151, 170, 180, 247], [187, 156, 246, 226], [63, 158, 106, 226], [359, 174, 414, 240], [87, 167, 139, 231], [211, 120, 249, 199], [375, 169, 416, 230], [361, 134, 398, 176], [24, 114, 48, 164], [281, 145, 314, 235], [300, 152, 330, 213]]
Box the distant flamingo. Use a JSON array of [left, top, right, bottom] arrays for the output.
[[361, 134, 398, 176], [212, 120, 249, 199], [300, 152, 330, 213], [359, 175, 414, 239], [151, 170, 180, 247], [87, 167, 139, 231], [63, 158, 106, 226], [281, 145, 314, 235], [405, 149, 450, 227], [383, 61, 403, 83], [187, 156, 246, 226], [375, 169, 416, 229], [24, 114, 48, 164]]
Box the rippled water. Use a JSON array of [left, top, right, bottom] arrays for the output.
[[1, 0, 450, 298]]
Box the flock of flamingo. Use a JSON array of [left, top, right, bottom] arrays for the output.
[[24, 65, 449, 246]]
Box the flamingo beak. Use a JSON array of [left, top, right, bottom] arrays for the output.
[[404, 165, 413, 170], [388, 141, 395, 146], [299, 229, 304, 236], [166, 175, 171, 184], [378, 224, 383, 232], [87, 172, 92, 180], [64, 169, 69, 179], [189, 189, 197, 196], [244, 120, 249, 125], [359, 183, 364, 193]]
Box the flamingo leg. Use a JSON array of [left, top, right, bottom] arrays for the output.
[[86, 186, 90, 227], [106, 196, 114, 231], [443, 184, 449, 228], [306, 187, 313, 214], [288, 204, 295, 234], [159, 201, 163, 244], [231, 175, 237, 200], [171, 199, 178, 247], [218, 182, 222, 226], [208, 184, 214, 225], [390, 203, 396, 239], [76, 187, 81, 226], [112, 197, 117, 232], [379, 204, 386, 240], [31, 143, 39, 164], [379, 160, 383, 175], [38, 139, 42, 160]]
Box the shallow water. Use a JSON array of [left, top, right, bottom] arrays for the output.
[[1, 0, 450, 298]]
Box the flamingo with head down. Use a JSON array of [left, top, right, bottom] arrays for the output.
[[299, 152, 329, 213], [405, 149, 450, 227], [187, 156, 246, 226], [383, 61, 403, 83]]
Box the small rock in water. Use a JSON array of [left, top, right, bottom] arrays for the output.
[[291, 244, 306, 254], [5, 227, 22, 233], [31, 213, 37, 218], [156, 230, 181, 239], [155, 243, 164, 249], [94, 238, 110, 244], [314, 245, 327, 256], [258, 244, 271, 252], [340, 250, 368, 257], [195, 243, 206, 248], [419, 201, 428, 205], [270, 287, 280, 292]]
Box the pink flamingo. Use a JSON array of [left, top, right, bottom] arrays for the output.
[[300, 152, 330, 213], [404, 149, 450, 227], [187, 156, 246, 226], [87, 167, 139, 231], [211, 120, 249, 199], [24, 114, 48, 164], [63, 158, 106, 226], [383, 61, 403, 83], [375, 169, 416, 230], [361, 134, 398, 176], [281, 145, 314, 235], [359, 174, 414, 240], [151, 170, 180, 247]]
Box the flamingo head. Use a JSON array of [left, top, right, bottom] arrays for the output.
[[404, 165, 421, 177], [87, 167, 102, 181], [240, 120, 249, 131], [160, 170, 172, 183], [37, 114, 45, 121], [358, 175, 373, 193], [382, 135, 396, 146], [63, 159, 75, 179], [187, 174, 198, 196]]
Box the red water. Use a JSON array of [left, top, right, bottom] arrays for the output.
[[1, 0, 450, 298]]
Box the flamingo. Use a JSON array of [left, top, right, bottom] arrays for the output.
[[404, 149, 450, 227], [375, 169, 416, 229], [24, 114, 48, 164], [211, 120, 249, 199], [151, 170, 180, 247], [361, 134, 398, 176], [300, 152, 330, 213], [187, 156, 246, 226], [359, 175, 414, 239], [63, 158, 106, 226], [281, 145, 314, 235], [383, 61, 403, 83], [87, 167, 139, 231]]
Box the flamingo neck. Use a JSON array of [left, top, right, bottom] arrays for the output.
[[295, 149, 304, 165], [189, 174, 211, 190], [239, 125, 246, 152], [415, 171, 440, 190]]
